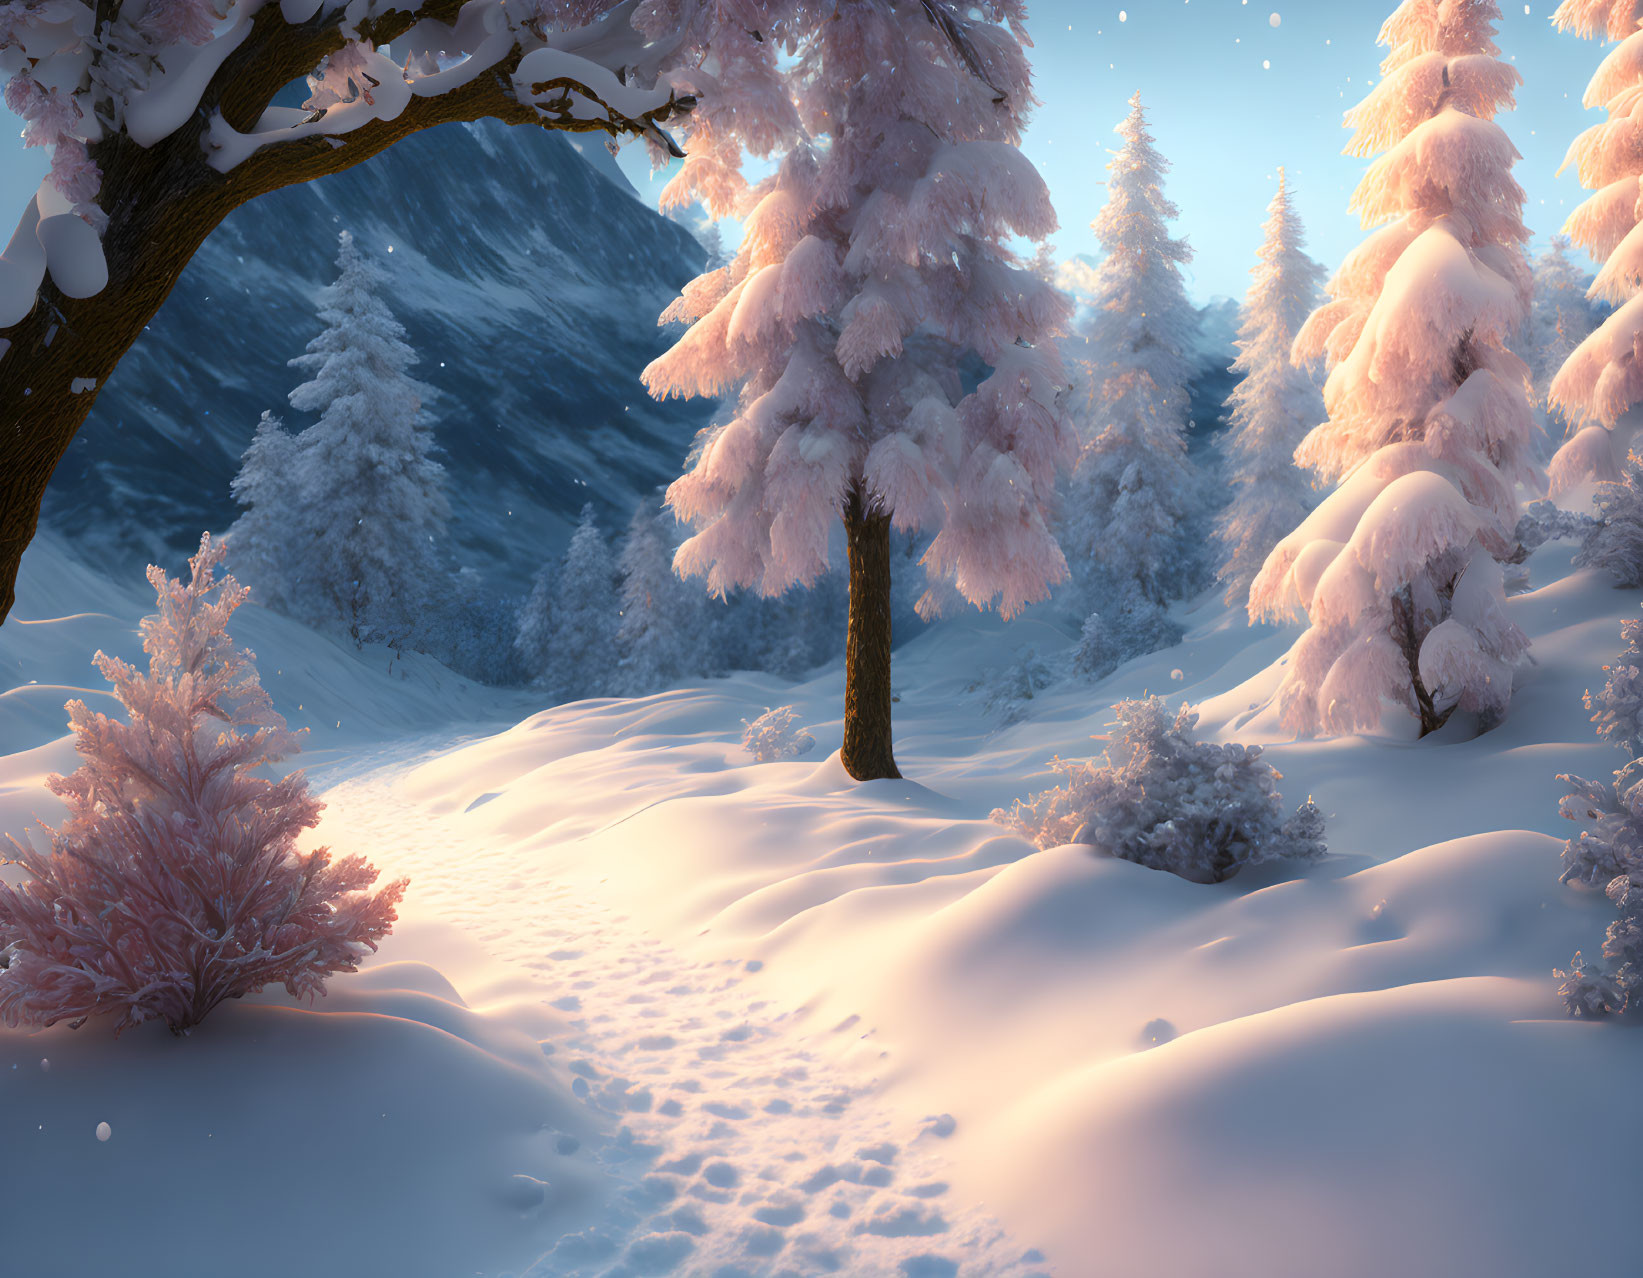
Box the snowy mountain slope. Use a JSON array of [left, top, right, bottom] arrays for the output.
[[42, 121, 711, 586], [2, 532, 1641, 1276]]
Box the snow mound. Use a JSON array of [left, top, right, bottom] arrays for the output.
[[0, 958, 606, 1278]]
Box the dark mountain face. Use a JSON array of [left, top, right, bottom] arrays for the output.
[[1185, 296, 1242, 458], [44, 120, 711, 587]]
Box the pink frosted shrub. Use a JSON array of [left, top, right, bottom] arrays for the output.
[[0, 534, 405, 1034]]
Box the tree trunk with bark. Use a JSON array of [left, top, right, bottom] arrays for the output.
[[0, 1, 689, 626], [1391, 586, 1454, 738], [840, 489, 900, 781]]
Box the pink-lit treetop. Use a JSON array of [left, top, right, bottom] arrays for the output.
[[1249, 0, 1536, 737], [1544, 0, 1643, 496], [0, 533, 405, 1034], [642, 0, 1072, 620]]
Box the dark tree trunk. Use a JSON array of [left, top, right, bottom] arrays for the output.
[[0, 0, 689, 626], [1391, 587, 1454, 738], [841, 490, 900, 781]]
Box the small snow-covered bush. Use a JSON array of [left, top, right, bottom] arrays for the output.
[[1556, 630, 1643, 1019], [1584, 617, 1643, 758], [1071, 612, 1116, 680], [742, 706, 816, 763], [1575, 452, 1643, 588], [979, 648, 1057, 725], [1557, 763, 1643, 891], [0, 535, 406, 1034], [1514, 499, 1599, 559], [994, 697, 1326, 884], [1072, 587, 1183, 682], [1555, 860, 1643, 1021]]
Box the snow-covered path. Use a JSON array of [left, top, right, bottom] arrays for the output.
[[320, 770, 1052, 1278]]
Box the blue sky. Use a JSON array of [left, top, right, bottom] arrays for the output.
[[0, 2, 1615, 301], [991, 0, 1600, 300]]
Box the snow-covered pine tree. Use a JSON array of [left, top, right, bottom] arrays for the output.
[[514, 561, 556, 685], [1585, 612, 1643, 758], [542, 504, 620, 702], [1545, 2, 1643, 498], [616, 497, 694, 695], [1555, 605, 1643, 1019], [1525, 236, 1602, 450], [250, 230, 448, 648], [644, 3, 1072, 780], [1575, 449, 1643, 587], [1072, 582, 1185, 681], [226, 410, 301, 613], [1249, 0, 1538, 738], [1064, 94, 1201, 612], [424, 566, 526, 687], [695, 220, 730, 271], [1214, 169, 1327, 606]]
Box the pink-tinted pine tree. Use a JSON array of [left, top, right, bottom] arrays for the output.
[[1249, 0, 1538, 738], [0, 534, 405, 1034], [643, 1, 1071, 780], [1545, 0, 1643, 498]]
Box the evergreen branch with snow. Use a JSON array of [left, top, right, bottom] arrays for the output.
[[1555, 760, 1643, 1019], [1542, 4, 1643, 494]]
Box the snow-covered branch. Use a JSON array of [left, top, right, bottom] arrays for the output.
[[0, 0, 695, 324]]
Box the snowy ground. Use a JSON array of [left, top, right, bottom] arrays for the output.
[[2, 529, 1641, 1277]]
